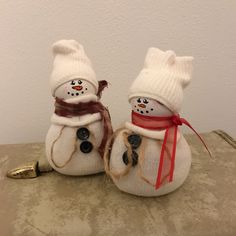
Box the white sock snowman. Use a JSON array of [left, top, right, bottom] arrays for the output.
[[46, 39, 113, 176], [105, 47, 209, 197]]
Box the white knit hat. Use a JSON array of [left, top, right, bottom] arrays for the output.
[[50, 39, 98, 96], [129, 47, 193, 113]]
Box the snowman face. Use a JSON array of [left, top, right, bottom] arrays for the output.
[[55, 79, 96, 100], [130, 97, 173, 116]]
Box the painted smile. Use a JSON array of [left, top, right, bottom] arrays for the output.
[[72, 85, 83, 91]]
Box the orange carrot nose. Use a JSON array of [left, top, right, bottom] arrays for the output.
[[72, 85, 83, 91], [138, 104, 146, 108]]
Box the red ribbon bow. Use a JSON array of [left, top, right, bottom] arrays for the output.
[[131, 111, 211, 189]]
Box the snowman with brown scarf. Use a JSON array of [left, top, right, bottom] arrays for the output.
[[105, 47, 209, 197], [46, 39, 112, 176]]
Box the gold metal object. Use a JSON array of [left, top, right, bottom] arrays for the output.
[[7, 161, 39, 179]]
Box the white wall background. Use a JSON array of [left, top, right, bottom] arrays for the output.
[[0, 0, 235, 144]]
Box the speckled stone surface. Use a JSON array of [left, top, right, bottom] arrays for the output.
[[0, 131, 235, 236]]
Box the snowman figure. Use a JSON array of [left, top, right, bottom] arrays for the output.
[[105, 47, 203, 197], [46, 39, 112, 176]]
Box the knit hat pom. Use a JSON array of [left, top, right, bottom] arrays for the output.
[[52, 39, 81, 55], [144, 48, 176, 69], [176, 56, 194, 88]]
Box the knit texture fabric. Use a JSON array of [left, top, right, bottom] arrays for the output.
[[50, 39, 97, 96], [129, 48, 193, 113]]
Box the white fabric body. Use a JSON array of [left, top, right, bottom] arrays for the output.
[[109, 122, 191, 197], [46, 113, 104, 175]]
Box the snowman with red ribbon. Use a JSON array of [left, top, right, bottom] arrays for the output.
[[46, 39, 112, 176], [105, 47, 210, 196]]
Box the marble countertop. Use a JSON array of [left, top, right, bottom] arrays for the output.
[[0, 130, 235, 236]]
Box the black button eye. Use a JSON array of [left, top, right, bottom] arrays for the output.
[[71, 80, 75, 85], [78, 80, 82, 85], [143, 99, 149, 104], [137, 98, 141, 103]]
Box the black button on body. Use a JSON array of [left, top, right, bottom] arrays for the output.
[[127, 134, 142, 149], [77, 128, 90, 140], [122, 150, 138, 166], [80, 141, 93, 153]]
